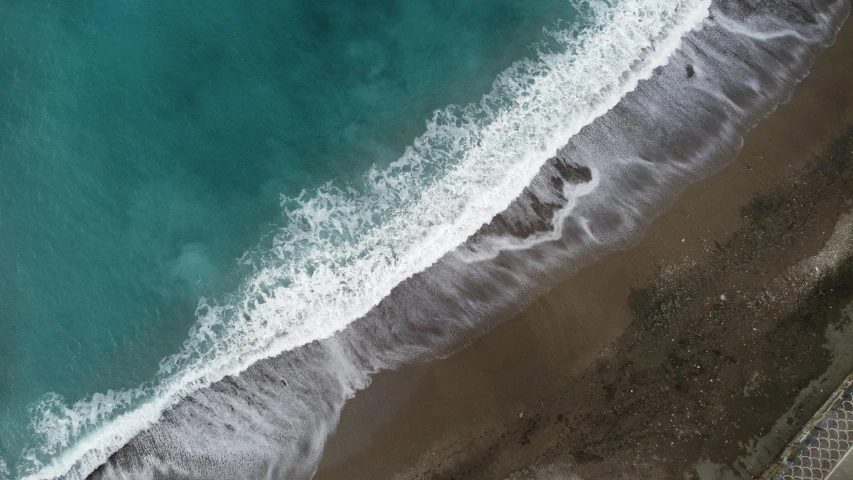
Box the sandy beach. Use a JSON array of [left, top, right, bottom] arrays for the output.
[[314, 13, 853, 480]]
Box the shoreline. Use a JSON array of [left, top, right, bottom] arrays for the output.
[[315, 11, 853, 480], [33, 3, 720, 479]]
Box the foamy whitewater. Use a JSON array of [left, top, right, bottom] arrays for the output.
[[8, 0, 850, 478]]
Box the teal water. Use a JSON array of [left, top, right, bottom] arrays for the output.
[[0, 0, 578, 475]]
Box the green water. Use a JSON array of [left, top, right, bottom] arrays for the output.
[[0, 0, 577, 475]]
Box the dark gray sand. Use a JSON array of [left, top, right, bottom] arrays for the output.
[[315, 16, 853, 480]]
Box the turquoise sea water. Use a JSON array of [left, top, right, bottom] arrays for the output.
[[0, 0, 839, 477], [0, 0, 578, 475]]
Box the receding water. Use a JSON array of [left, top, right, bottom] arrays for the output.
[[0, 0, 577, 476], [4, 0, 846, 478]]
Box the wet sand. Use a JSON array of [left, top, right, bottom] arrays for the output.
[[315, 14, 853, 480]]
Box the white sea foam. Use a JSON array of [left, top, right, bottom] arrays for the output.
[[17, 1, 712, 478]]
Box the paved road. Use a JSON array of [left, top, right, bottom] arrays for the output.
[[828, 450, 853, 479]]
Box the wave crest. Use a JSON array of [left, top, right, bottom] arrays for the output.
[[18, 1, 712, 478]]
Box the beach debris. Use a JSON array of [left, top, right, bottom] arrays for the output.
[[720, 294, 726, 301], [519, 411, 524, 418]]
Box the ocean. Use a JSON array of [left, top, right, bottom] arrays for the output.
[[0, 0, 848, 479]]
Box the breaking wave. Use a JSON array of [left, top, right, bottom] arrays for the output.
[[17, 1, 719, 478]]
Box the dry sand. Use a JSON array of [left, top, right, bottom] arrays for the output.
[[314, 16, 853, 480]]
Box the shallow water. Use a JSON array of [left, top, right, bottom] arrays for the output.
[[0, 0, 574, 476], [1, 0, 848, 479]]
